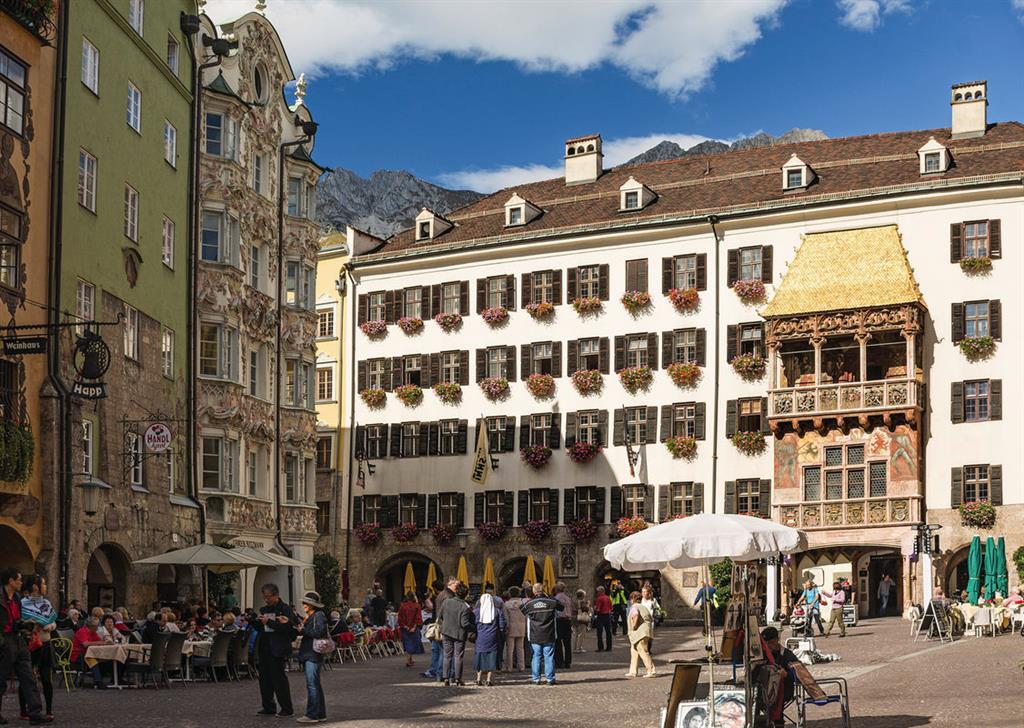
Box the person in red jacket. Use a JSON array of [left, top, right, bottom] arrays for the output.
[[593, 586, 614, 652], [71, 617, 109, 688]]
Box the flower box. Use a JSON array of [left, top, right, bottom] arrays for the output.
[[520, 444, 552, 469], [959, 336, 995, 361], [524, 519, 552, 543], [397, 316, 424, 335], [572, 369, 603, 395], [433, 382, 462, 404], [430, 523, 456, 545], [959, 500, 996, 529], [567, 441, 602, 464], [394, 384, 423, 407], [618, 365, 653, 394], [567, 518, 598, 543], [731, 354, 766, 380], [959, 256, 992, 274], [392, 523, 419, 543], [667, 362, 701, 388], [616, 516, 648, 538], [354, 523, 382, 546], [733, 279, 766, 304], [667, 287, 699, 313], [479, 377, 510, 401], [621, 290, 652, 315], [433, 311, 463, 332], [481, 306, 509, 326], [526, 373, 556, 399], [665, 435, 697, 460], [359, 320, 388, 339], [732, 430, 767, 455], [477, 521, 507, 543], [360, 388, 386, 409], [572, 296, 602, 316], [662, 513, 690, 522], [526, 301, 556, 320]]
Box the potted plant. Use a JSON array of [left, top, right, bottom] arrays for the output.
[[572, 369, 603, 395], [567, 441, 601, 464], [525, 301, 555, 320], [397, 316, 424, 335], [618, 365, 653, 393], [667, 287, 699, 313], [359, 320, 388, 338], [733, 279, 766, 304], [481, 306, 509, 326], [572, 296, 602, 316], [566, 518, 598, 543], [663, 513, 689, 522], [667, 362, 701, 388], [523, 519, 552, 543], [959, 257, 992, 274], [359, 388, 386, 408], [433, 382, 462, 404], [665, 435, 697, 460], [959, 336, 996, 361], [732, 430, 767, 455], [0, 422, 33, 483], [479, 377, 510, 401], [433, 311, 463, 332], [392, 523, 419, 543], [477, 521, 507, 543], [394, 384, 423, 407], [430, 523, 456, 545], [520, 444, 552, 469], [354, 523, 382, 546], [621, 290, 652, 315], [959, 500, 996, 529], [731, 353, 766, 380], [616, 515, 648, 538], [525, 373, 556, 399]]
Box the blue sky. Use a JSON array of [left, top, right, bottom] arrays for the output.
[[208, 0, 1024, 192]]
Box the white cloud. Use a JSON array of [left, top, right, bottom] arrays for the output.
[[204, 0, 786, 98], [837, 0, 912, 31], [1014, 0, 1024, 21]]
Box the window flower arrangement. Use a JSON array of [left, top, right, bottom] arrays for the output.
[[430, 523, 456, 545], [524, 519, 552, 543], [959, 336, 995, 361], [477, 520, 507, 543], [566, 518, 598, 543], [667, 362, 701, 389], [567, 441, 602, 464], [396, 316, 423, 335], [663, 513, 690, 522], [731, 354, 766, 380], [392, 523, 419, 543], [732, 430, 767, 455], [526, 301, 555, 320], [359, 320, 388, 338], [479, 377, 510, 401], [665, 435, 697, 460], [520, 444, 552, 469], [481, 306, 509, 326], [433, 311, 463, 332], [572, 369, 603, 395], [739, 511, 770, 519], [354, 523, 382, 546], [959, 256, 991, 274], [616, 515, 648, 538], [621, 290, 652, 315], [667, 287, 699, 313], [618, 365, 653, 393], [433, 382, 462, 404], [572, 296, 602, 316], [394, 384, 423, 407], [733, 279, 766, 304], [359, 388, 386, 409], [959, 500, 996, 529], [526, 373, 555, 399]]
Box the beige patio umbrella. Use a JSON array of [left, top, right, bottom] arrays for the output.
[[133, 544, 266, 574], [230, 546, 307, 569]]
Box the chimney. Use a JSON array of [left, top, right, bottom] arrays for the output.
[[564, 134, 602, 186], [950, 81, 987, 139]]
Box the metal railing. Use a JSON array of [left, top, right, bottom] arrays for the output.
[[769, 377, 921, 418], [1, 0, 56, 41]]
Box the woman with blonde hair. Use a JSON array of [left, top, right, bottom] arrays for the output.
[[574, 589, 591, 653]]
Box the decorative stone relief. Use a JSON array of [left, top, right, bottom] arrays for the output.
[[282, 505, 317, 535], [230, 498, 275, 531], [280, 409, 317, 451]]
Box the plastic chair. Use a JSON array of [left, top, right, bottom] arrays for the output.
[[1010, 606, 1024, 635], [50, 637, 75, 692], [336, 632, 356, 663], [162, 632, 188, 685], [972, 608, 995, 638]]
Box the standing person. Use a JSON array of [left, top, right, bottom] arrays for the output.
[[425, 578, 454, 679], [877, 574, 893, 616], [295, 592, 328, 724], [19, 576, 56, 722], [0, 569, 48, 725], [221, 587, 238, 612], [520, 583, 563, 686], [253, 583, 297, 718], [795, 579, 825, 637], [574, 590, 591, 653], [610, 580, 628, 635], [438, 583, 474, 686], [593, 586, 613, 652], [820, 581, 847, 637], [397, 591, 423, 668], [625, 591, 656, 678], [502, 586, 526, 671], [369, 589, 388, 627], [552, 582, 574, 669], [520, 580, 534, 658], [640, 584, 662, 653], [472, 592, 506, 686], [480, 583, 505, 671]]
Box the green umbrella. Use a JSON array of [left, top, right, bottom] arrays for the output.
[[995, 537, 1009, 596], [966, 535, 982, 604], [984, 536, 998, 600]]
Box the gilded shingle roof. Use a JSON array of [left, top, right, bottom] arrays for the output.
[[762, 224, 924, 317]]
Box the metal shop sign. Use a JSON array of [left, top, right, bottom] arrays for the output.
[[144, 423, 173, 452], [2, 337, 47, 355], [72, 331, 111, 400]]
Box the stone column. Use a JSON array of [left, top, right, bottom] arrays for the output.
[[854, 333, 870, 382]]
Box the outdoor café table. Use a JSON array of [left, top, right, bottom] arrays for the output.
[[84, 643, 147, 688], [182, 640, 213, 658], [958, 605, 1009, 632]]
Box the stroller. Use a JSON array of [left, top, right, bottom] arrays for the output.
[[789, 606, 808, 636]]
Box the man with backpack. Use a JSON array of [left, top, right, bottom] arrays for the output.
[[520, 583, 563, 685]]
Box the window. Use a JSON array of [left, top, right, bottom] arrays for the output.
[[674, 329, 697, 365], [403, 355, 421, 386], [0, 49, 25, 135], [578, 410, 600, 445], [248, 348, 260, 397], [163, 120, 176, 166], [77, 150, 97, 211], [317, 308, 334, 338], [204, 113, 237, 159], [403, 287, 422, 318], [316, 436, 333, 470], [803, 466, 821, 501], [486, 277, 507, 308], [626, 334, 647, 368], [161, 327, 173, 378], [123, 185, 138, 241], [122, 304, 139, 360], [316, 501, 330, 533], [438, 493, 458, 525], [923, 152, 941, 173], [673, 403, 696, 438], [576, 487, 598, 521], [399, 494, 420, 524], [362, 495, 381, 524], [365, 425, 386, 459], [530, 414, 553, 447], [739, 248, 762, 281], [486, 347, 508, 379], [739, 323, 763, 358], [401, 423, 420, 457], [673, 255, 697, 290], [316, 366, 334, 401], [578, 265, 600, 298], [579, 338, 600, 370], [964, 380, 989, 422], [963, 222, 989, 258], [285, 360, 313, 408], [963, 465, 989, 502], [253, 154, 264, 194], [869, 462, 887, 498], [532, 271, 553, 304], [486, 416, 508, 452], [284, 453, 302, 503], [201, 210, 239, 265], [368, 292, 386, 322], [82, 420, 94, 475], [287, 177, 305, 217], [245, 246, 260, 290], [785, 169, 803, 189], [253, 64, 265, 102], [127, 432, 143, 486], [964, 301, 989, 338], [624, 485, 645, 518], [625, 407, 647, 446], [670, 483, 695, 517], [484, 491, 504, 522], [128, 0, 144, 35], [440, 420, 458, 455], [737, 399, 762, 433], [247, 448, 259, 496], [367, 359, 386, 390], [198, 323, 237, 380], [164, 451, 175, 493], [418, 221, 430, 239], [161, 217, 174, 268], [441, 351, 460, 383], [736, 480, 759, 514], [530, 489, 550, 521], [81, 38, 99, 94], [126, 82, 141, 132], [166, 34, 179, 73], [76, 279, 94, 335], [0, 239, 17, 290], [442, 282, 461, 314], [802, 445, 886, 501], [624, 190, 639, 209], [508, 207, 523, 225], [625, 259, 647, 292], [532, 342, 553, 375]]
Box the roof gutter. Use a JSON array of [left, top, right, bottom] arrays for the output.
[[707, 215, 721, 516]]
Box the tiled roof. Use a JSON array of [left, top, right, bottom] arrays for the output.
[[762, 224, 923, 317], [358, 123, 1024, 263]]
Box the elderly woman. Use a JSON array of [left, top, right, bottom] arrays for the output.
[[473, 592, 507, 686], [101, 614, 126, 644], [502, 586, 526, 671], [397, 591, 424, 668], [71, 617, 110, 688], [625, 591, 656, 678], [1002, 587, 1024, 608]]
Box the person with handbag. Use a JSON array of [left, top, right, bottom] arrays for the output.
[[19, 575, 56, 722], [625, 591, 656, 678], [397, 591, 424, 668], [438, 582, 474, 686], [296, 591, 330, 724], [574, 590, 591, 653]]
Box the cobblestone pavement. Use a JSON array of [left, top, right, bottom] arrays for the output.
[[30, 619, 1022, 728]]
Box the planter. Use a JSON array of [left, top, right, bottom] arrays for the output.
[[665, 435, 697, 460], [359, 388, 386, 409], [397, 316, 424, 335], [567, 518, 598, 543], [433, 382, 462, 404], [481, 306, 509, 326], [572, 296, 603, 316], [526, 373, 556, 399], [616, 516, 648, 538], [477, 521, 507, 543], [571, 369, 603, 395], [732, 430, 767, 455], [618, 365, 653, 394], [479, 377, 510, 401], [354, 523, 382, 546], [524, 519, 552, 543], [667, 287, 699, 313], [0, 421, 34, 484], [667, 362, 701, 389], [433, 311, 463, 332], [358, 320, 388, 339], [526, 301, 555, 320], [959, 336, 995, 361], [394, 384, 423, 407], [621, 290, 652, 315], [960, 257, 992, 275], [959, 500, 996, 529], [567, 441, 602, 464], [430, 523, 456, 545], [392, 523, 419, 543], [731, 354, 766, 380], [520, 444, 552, 469], [662, 514, 690, 522], [733, 279, 766, 304]]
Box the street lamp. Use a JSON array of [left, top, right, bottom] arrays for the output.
[[78, 480, 111, 517]]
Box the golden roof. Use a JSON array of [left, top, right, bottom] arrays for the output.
[[762, 224, 924, 318]]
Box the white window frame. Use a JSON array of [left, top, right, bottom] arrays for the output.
[[200, 209, 240, 266], [317, 307, 335, 339], [201, 436, 238, 493], [161, 327, 174, 379], [126, 81, 141, 132], [81, 38, 99, 94], [166, 34, 179, 74], [127, 432, 143, 486], [249, 245, 261, 290], [164, 450, 175, 494], [248, 347, 261, 398], [163, 120, 176, 167], [128, 0, 144, 35], [253, 153, 264, 194], [198, 322, 238, 381], [204, 112, 237, 159], [316, 365, 334, 402], [77, 150, 96, 212], [76, 279, 95, 336], [247, 447, 259, 497], [82, 419, 94, 475], [123, 303, 139, 361], [161, 216, 174, 268], [123, 184, 138, 241]]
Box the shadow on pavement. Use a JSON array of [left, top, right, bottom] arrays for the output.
[[805, 716, 931, 728]]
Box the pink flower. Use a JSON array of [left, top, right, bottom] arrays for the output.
[[394, 384, 423, 407], [526, 373, 556, 399], [618, 365, 653, 393], [621, 290, 652, 314], [665, 435, 697, 460], [567, 441, 602, 464], [433, 382, 462, 404], [526, 301, 555, 320], [433, 311, 463, 332], [359, 320, 388, 338], [667, 287, 699, 313], [481, 307, 509, 325], [572, 296, 602, 315], [397, 316, 424, 334], [733, 279, 765, 304], [667, 362, 701, 388], [572, 369, 603, 395], [360, 388, 386, 408], [479, 377, 510, 401], [520, 444, 552, 469]]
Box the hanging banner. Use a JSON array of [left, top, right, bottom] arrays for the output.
[[470, 421, 490, 486]]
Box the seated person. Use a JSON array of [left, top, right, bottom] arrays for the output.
[[219, 611, 239, 633], [102, 615, 126, 644], [141, 611, 166, 644], [329, 610, 349, 637], [1002, 587, 1024, 608], [348, 611, 365, 639], [112, 612, 132, 636], [71, 617, 111, 688], [193, 606, 211, 628]]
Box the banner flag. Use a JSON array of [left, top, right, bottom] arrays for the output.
[[471, 419, 490, 486]]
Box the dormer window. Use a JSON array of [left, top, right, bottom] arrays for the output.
[[619, 176, 655, 212], [624, 191, 639, 210], [414, 208, 453, 241], [508, 207, 523, 225], [418, 221, 430, 239], [786, 169, 803, 189], [503, 192, 541, 227], [918, 137, 949, 175], [781, 154, 812, 191], [924, 153, 941, 173]]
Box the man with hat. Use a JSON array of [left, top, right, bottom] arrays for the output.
[[296, 591, 329, 723], [254, 583, 298, 717]]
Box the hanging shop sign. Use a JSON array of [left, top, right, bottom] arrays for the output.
[[72, 331, 111, 400], [2, 337, 47, 355], [144, 423, 173, 452]]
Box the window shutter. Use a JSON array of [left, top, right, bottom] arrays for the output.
[[357, 361, 367, 391], [382, 359, 393, 392], [474, 493, 485, 526], [625, 261, 637, 292], [552, 270, 562, 305], [609, 486, 622, 522], [598, 264, 610, 300], [521, 345, 532, 379], [613, 408, 625, 446], [521, 272, 532, 308], [551, 342, 562, 378], [761, 246, 773, 283], [502, 491, 514, 526], [520, 415, 531, 448], [693, 483, 704, 515], [476, 279, 486, 313], [724, 481, 736, 514], [989, 379, 1001, 420], [950, 381, 964, 424], [416, 494, 427, 528], [390, 356, 403, 390], [429, 354, 440, 387], [696, 329, 706, 367], [950, 467, 963, 507], [990, 465, 1002, 505], [420, 286, 430, 314], [759, 480, 771, 517], [460, 281, 470, 315], [696, 254, 707, 291], [384, 496, 399, 528], [951, 303, 964, 343], [459, 350, 469, 385], [564, 488, 576, 523], [760, 397, 770, 435], [457, 420, 468, 454], [352, 496, 363, 526], [565, 412, 577, 447], [451, 493, 464, 528], [599, 337, 610, 374], [662, 331, 674, 366], [614, 336, 625, 372], [550, 413, 561, 449], [643, 486, 654, 522], [427, 494, 438, 527], [355, 425, 366, 458], [476, 349, 486, 382], [637, 260, 648, 292], [548, 489, 560, 525], [725, 400, 738, 437], [659, 405, 672, 442], [418, 424, 428, 457], [506, 345, 517, 382], [659, 485, 671, 522], [430, 284, 441, 318], [389, 424, 401, 457], [505, 416, 516, 452], [726, 325, 738, 362], [647, 332, 659, 369], [567, 267, 578, 301], [517, 490, 529, 526], [988, 219, 1001, 259], [598, 409, 608, 447], [384, 290, 394, 323], [505, 275, 516, 310], [661, 257, 673, 295], [989, 299, 1001, 340], [645, 406, 658, 444], [567, 340, 579, 375], [595, 486, 607, 523], [357, 294, 368, 324], [428, 422, 439, 456], [727, 249, 739, 286], [949, 223, 963, 263]]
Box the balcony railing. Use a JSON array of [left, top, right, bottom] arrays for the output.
[[769, 377, 921, 419], [776, 496, 919, 530], [2, 0, 56, 41]]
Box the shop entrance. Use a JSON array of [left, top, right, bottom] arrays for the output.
[[87, 543, 130, 610], [375, 552, 442, 605], [866, 554, 902, 617]]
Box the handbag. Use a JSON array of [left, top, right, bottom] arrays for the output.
[[312, 637, 335, 655], [424, 622, 441, 642]]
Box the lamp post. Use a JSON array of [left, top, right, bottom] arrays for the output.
[[78, 480, 111, 517]]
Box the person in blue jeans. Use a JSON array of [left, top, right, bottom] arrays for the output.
[[520, 583, 563, 685], [295, 591, 328, 723], [425, 578, 456, 678]]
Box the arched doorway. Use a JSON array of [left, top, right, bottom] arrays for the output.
[[0, 526, 34, 575], [87, 543, 130, 610], [374, 552, 442, 605], [497, 557, 528, 593], [594, 561, 662, 599]]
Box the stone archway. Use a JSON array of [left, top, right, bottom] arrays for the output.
[[0, 525, 34, 574], [87, 542, 131, 610], [497, 557, 528, 594], [374, 551, 443, 605]]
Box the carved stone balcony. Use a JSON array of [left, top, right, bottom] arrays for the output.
[[777, 495, 921, 531], [769, 377, 922, 423]]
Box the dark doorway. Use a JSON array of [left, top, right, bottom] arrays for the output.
[[375, 553, 442, 606], [0, 525, 34, 575], [596, 564, 662, 600], [497, 557, 528, 594], [867, 554, 901, 617], [87, 543, 130, 610]]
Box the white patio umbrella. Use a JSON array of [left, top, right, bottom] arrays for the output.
[[230, 546, 307, 569], [133, 544, 268, 574]]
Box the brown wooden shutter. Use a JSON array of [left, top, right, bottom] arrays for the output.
[[643, 486, 654, 522], [506, 345, 517, 381], [950, 223, 963, 263], [613, 336, 625, 372], [724, 481, 736, 514], [761, 246, 773, 283], [420, 286, 430, 316], [428, 354, 440, 387], [352, 496, 363, 526], [355, 425, 366, 458], [505, 275, 516, 310], [696, 253, 707, 291], [474, 493, 485, 526], [567, 340, 579, 375], [430, 284, 441, 318], [647, 332, 659, 370], [457, 420, 468, 454], [357, 361, 367, 391], [389, 424, 401, 457], [521, 272, 532, 308], [662, 257, 673, 294], [595, 485, 607, 523], [521, 345, 533, 379], [384, 290, 397, 323], [662, 331, 674, 366], [427, 494, 438, 527], [609, 486, 622, 522], [988, 219, 1001, 259], [658, 486, 670, 522], [418, 423, 429, 456], [564, 489, 576, 524], [727, 249, 739, 286], [950, 381, 964, 424], [625, 261, 637, 292], [693, 483, 704, 515], [455, 493, 465, 529], [989, 379, 1001, 420], [548, 489, 560, 525], [659, 405, 672, 442], [460, 281, 470, 315], [502, 491, 514, 527], [517, 491, 529, 526], [695, 402, 706, 440], [726, 325, 738, 362], [950, 467, 963, 507], [551, 342, 562, 377], [476, 349, 486, 382], [390, 356, 403, 389], [552, 269, 562, 305], [760, 397, 770, 434], [990, 465, 1002, 505], [505, 416, 516, 452], [459, 350, 469, 385], [696, 329, 707, 367], [989, 299, 1001, 339], [357, 294, 368, 324], [476, 279, 486, 313], [598, 409, 608, 447], [565, 412, 577, 447], [520, 415, 531, 448], [613, 408, 625, 446], [599, 337, 610, 374], [382, 359, 393, 392], [725, 400, 738, 437], [427, 423, 439, 456], [598, 264, 609, 300], [549, 413, 561, 449], [758, 480, 771, 517], [566, 267, 578, 301], [951, 303, 964, 343], [646, 406, 658, 444]]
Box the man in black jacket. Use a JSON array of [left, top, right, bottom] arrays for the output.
[[0, 569, 48, 724], [253, 583, 298, 717], [520, 583, 563, 686]]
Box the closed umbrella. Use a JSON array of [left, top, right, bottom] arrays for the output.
[[403, 562, 417, 596], [995, 537, 1009, 596], [542, 556, 556, 594], [425, 562, 438, 596], [456, 555, 469, 585], [523, 555, 537, 586], [984, 536, 998, 600], [966, 535, 981, 603], [482, 557, 496, 589]]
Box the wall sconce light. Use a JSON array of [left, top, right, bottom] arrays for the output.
[[79, 480, 111, 517], [456, 532, 468, 551]]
